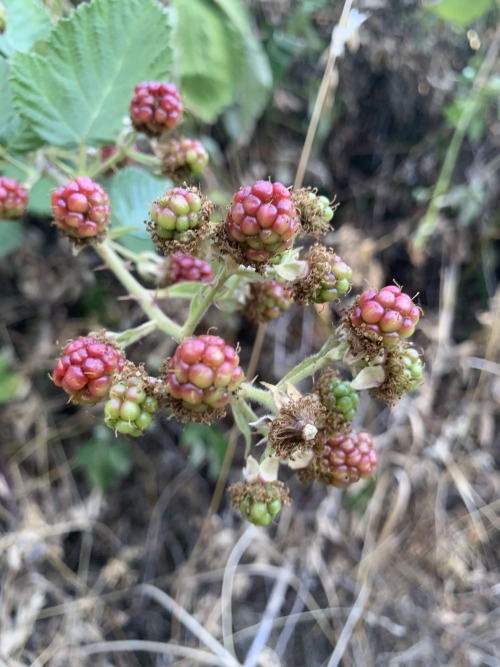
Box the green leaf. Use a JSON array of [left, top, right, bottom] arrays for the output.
[[10, 0, 173, 148], [0, 220, 24, 256], [171, 0, 243, 122], [0, 0, 52, 58], [223, 31, 273, 144], [108, 166, 172, 252], [0, 57, 44, 153], [210, 0, 272, 142], [75, 427, 132, 490], [427, 0, 494, 25]]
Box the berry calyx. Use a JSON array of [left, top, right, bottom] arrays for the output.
[[243, 279, 294, 324], [130, 81, 183, 136], [223, 180, 300, 265], [104, 375, 159, 436], [0, 176, 28, 220], [51, 177, 111, 244], [164, 334, 244, 418], [161, 137, 209, 181], [316, 431, 377, 488], [52, 335, 125, 404], [348, 285, 421, 348], [167, 252, 214, 284]]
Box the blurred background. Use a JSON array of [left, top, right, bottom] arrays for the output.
[[1, 0, 499, 665]]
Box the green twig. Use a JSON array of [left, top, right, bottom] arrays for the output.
[[111, 320, 158, 347], [181, 265, 229, 337], [95, 239, 183, 341], [239, 383, 276, 413], [277, 336, 339, 388]]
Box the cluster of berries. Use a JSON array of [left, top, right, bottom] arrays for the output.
[[52, 333, 245, 434], [46, 78, 424, 530]]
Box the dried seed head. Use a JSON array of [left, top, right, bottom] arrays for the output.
[[268, 394, 326, 460]]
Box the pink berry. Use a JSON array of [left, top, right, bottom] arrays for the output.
[[168, 252, 213, 284], [225, 180, 300, 263], [350, 285, 420, 347], [130, 81, 183, 136], [318, 431, 377, 488], [166, 335, 244, 412], [0, 176, 28, 220], [51, 177, 110, 241], [52, 336, 125, 404]]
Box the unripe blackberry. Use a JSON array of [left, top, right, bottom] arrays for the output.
[[168, 252, 213, 284], [349, 285, 420, 348], [148, 187, 214, 256], [230, 479, 290, 526], [223, 180, 300, 265], [293, 189, 337, 237], [130, 81, 183, 136], [51, 177, 110, 243], [0, 176, 28, 220], [239, 484, 283, 526], [399, 347, 423, 392], [161, 137, 209, 181], [52, 335, 125, 404], [292, 244, 353, 305], [313, 253, 353, 303], [165, 334, 244, 416], [322, 377, 359, 422], [104, 375, 159, 436], [244, 279, 294, 324], [317, 431, 377, 488]]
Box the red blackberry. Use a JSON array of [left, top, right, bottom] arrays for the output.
[[317, 431, 377, 488], [0, 176, 28, 220], [51, 177, 110, 242], [130, 81, 183, 136]]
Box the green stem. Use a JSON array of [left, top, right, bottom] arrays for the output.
[[180, 265, 229, 337], [111, 320, 158, 347], [88, 132, 138, 179], [239, 383, 276, 413], [0, 146, 31, 176], [77, 142, 87, 176], [127, 150, 162, 169], [95, 239, 183, 342], [277, 336, 342, 389]]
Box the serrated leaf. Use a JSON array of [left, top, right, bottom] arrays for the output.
[[427, 0, 493, 25], [27, 176, 54, 216], [0, 0, 52, 58], [224, 30, 273, 143], [171, 0, 242, 122], [0, 220, 24, 256], [350, 365, 386, 390], [108, 166, 172, 253], [0, 57, 44, 153], [10, 0, 173, 148]]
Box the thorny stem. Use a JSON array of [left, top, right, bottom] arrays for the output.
[[112, 320, 158, 347], [240, 383, 276, 413], [88, 131, 138, 179], [181, 264, 229, 337], [95, 239, 183, 341], [277, 336, 346, 389]]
